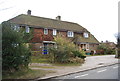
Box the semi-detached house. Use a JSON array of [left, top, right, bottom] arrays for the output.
[[8, 10, 99, 54]]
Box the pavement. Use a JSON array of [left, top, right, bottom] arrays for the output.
[[55, 64, 119, 79], [29, 55, 119, 80]]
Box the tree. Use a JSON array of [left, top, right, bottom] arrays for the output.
[[2, 22, 31, 73]]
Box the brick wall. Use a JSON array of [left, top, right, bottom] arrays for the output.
[[58, 31, 67, 37], [31, 28, 54, 43], [89, 44, 99, 51], [30, 43, 43, 51]]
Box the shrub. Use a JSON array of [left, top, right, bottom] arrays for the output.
[[72, 50, 86, 59], [2, 22, 32, 73], [68, 57, 84, 63], [97, 44, 115, 54], [49, 35, 76, 63], [49, 35, 86, 63]]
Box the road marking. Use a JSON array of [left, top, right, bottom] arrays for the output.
[[75, 74, 88, 78], [97, 69, 107, 73], [113, 66, 118, 69]]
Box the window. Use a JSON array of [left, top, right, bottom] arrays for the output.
[[44, 28, 48, 35], [83, 32, 89, 38], [67, 31, 74, 37], [26, 26, 30, 33], [14, 25, 17, 30], [53, 29, 57, 35], [14, 25, 20, 32]]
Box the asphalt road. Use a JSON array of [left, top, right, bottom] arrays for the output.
[[54, 64, 119, 79]]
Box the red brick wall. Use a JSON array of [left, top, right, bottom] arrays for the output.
[[43, 29, 53, 41], [58, 31, 67, 37], [31, 28, 54, 43], [30, 43, 43, 51]]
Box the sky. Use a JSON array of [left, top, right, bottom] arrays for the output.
[[0, 0, 119, 43]]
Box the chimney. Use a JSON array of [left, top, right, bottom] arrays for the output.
[[101, 41, 103, 43], [56, 15, 61, 20], [106, 40, 109, 43], [27, 10, 31, 15]]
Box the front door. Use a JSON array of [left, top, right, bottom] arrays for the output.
[[43, 43, 48, 54]]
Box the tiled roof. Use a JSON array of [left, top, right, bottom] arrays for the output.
[[8, 14, 99, 44], [72, 33, 99, 44], [8, 14, 87, 32]]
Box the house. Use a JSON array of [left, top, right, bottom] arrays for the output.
[[7, 10, 99, 54], [100, 40, 116, 49]]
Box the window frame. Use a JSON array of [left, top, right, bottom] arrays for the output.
[[67, 31, 74, 37], [53, 29, 57, 35], [14, 25, 20, 32], [44, 28, 48, 35], [83, 32, 89, 38], [26, 26, 30, 33]]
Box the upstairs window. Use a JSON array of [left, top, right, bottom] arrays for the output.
[[53, 29, 57, 35], [26, 26, 30, 33], [83, 32, 89, 38], [14, 25, 20, 32], [67, 31, 74, 37], [44, 28, 48, 35]]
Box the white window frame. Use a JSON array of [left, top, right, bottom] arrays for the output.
[[44, 28, 48, 35], [26, 26, 30, 33], [53, 29, 57, 35], [14, 25, 17, 30], [83, 32, 89, 38], [67, 31, 74, 37], [14, 25, 20, 32]]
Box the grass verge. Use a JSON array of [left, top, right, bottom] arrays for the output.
[[51, 62, 82, 66], [29, 66, 56, 69], [31, 56, 49, 63], [3, 68, 55, 79]]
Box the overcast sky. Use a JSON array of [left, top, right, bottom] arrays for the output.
[[0, 0, 119, 43]]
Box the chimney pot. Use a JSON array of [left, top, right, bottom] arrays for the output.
[[27, 10, 31, 15]]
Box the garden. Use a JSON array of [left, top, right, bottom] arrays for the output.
[[31, 35, 86, 65]]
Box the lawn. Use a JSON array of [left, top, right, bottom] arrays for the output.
[[29, 66, 56, 69], [51, 62, 82, 66], [31, 55, 50, 63]]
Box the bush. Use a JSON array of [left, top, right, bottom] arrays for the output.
[[72, 50, 86, 59], [68, 57, 84, 63], [2, 22, 32, 72], [49, 35, 86, 63], [49, 35, 76, 63], [97, 44, 115, 54], [49, 46, 71, 63]]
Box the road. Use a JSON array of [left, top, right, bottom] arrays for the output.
[[53, 64, 119, 79]]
